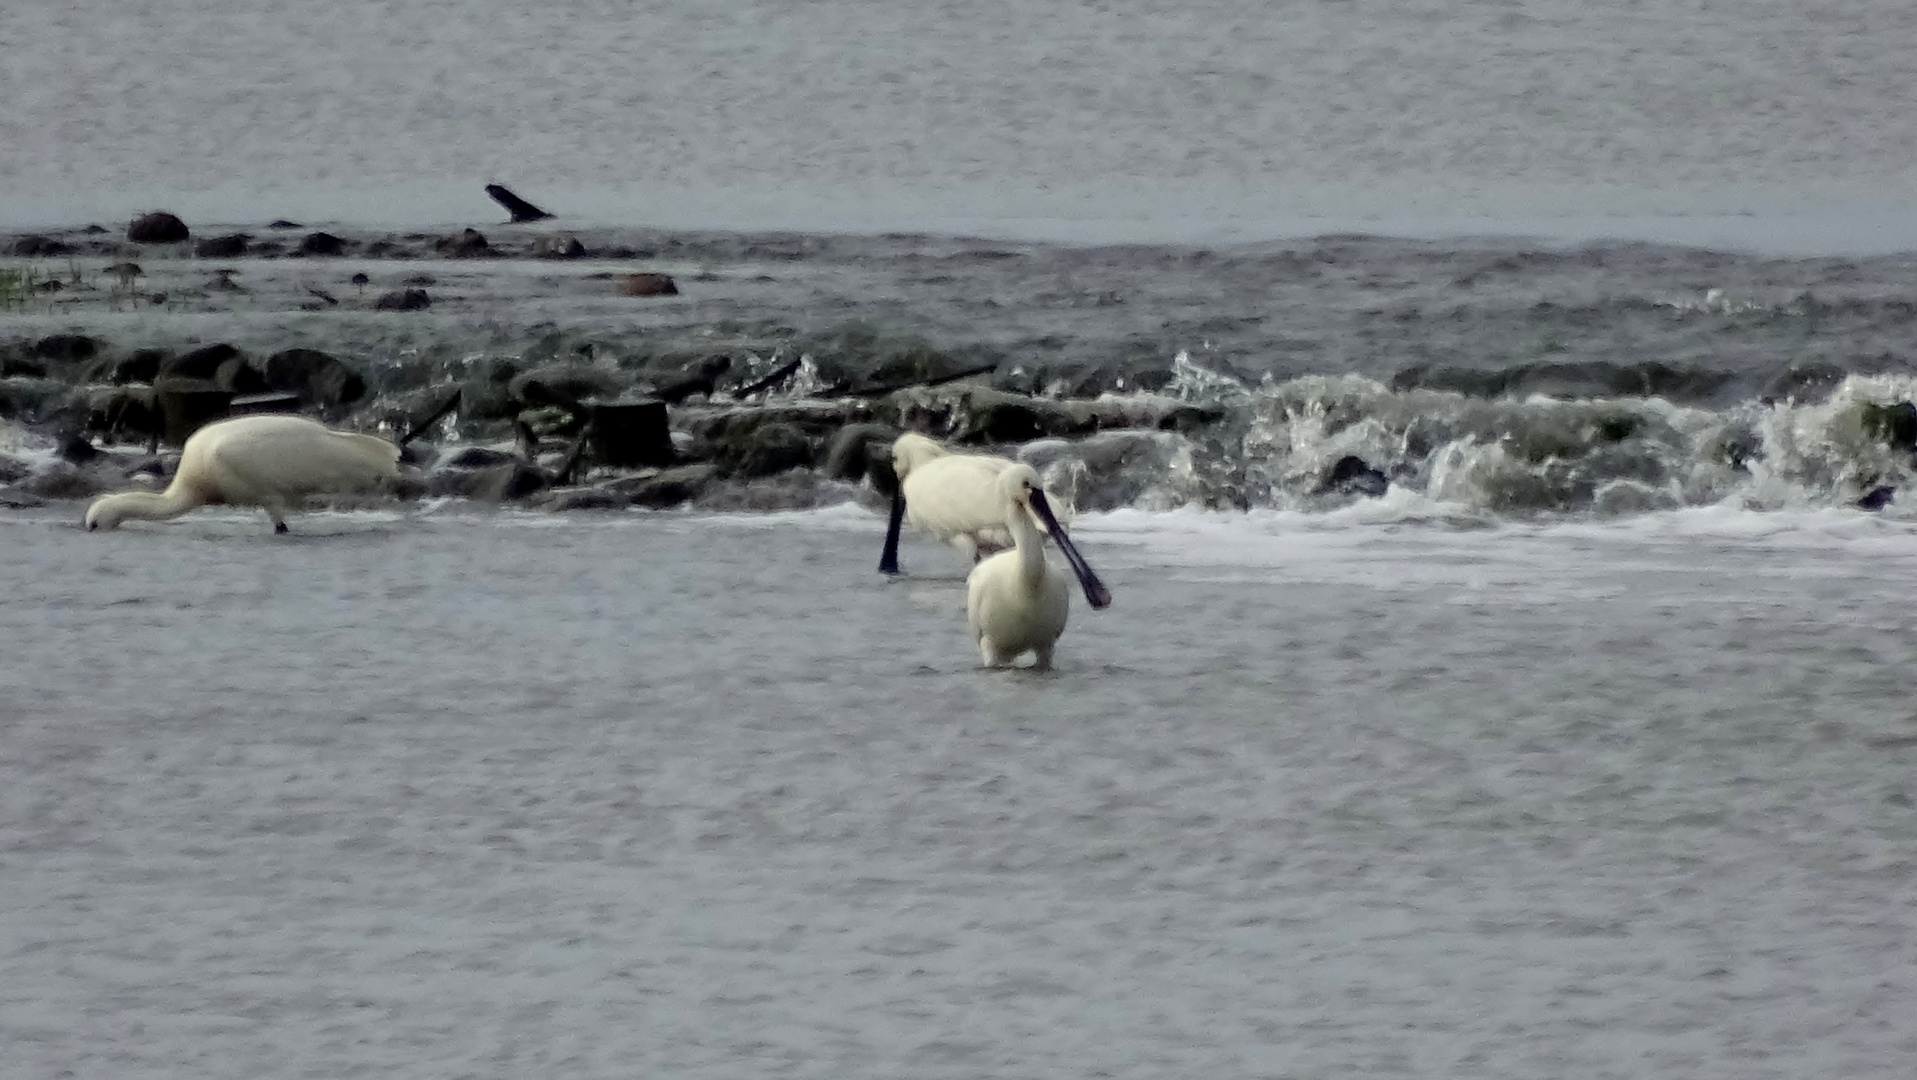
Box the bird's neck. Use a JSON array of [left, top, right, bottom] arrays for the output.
[[96, 485, 203, 524], [1010, 503, 1049, 583]]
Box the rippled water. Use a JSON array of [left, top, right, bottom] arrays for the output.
[[4, 0, 1917, 247], [5, 505, 1915, 1078]]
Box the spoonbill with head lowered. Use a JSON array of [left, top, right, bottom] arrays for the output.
[[966, 463, 1110, 669], [84, 413, 401, 534], [879, 432, 1073, 574]]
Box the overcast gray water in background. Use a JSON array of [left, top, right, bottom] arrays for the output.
[[4, 0, 1917, 249], [3, 506, 1916, 1078]]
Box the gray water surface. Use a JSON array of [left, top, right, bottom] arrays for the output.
[[4, 506, 1914, 1078], [6, 0, 1917, 247]]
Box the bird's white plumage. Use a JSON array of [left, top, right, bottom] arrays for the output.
[[891, 432, 1071, 563], [85, 414, 401, 532], [965, 464, 1077, 669]]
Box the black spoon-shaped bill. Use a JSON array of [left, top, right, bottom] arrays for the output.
[[1027, 488, 1111, 609]]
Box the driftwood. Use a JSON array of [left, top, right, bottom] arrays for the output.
[[228, 392, 302, 417], [820, 361, 998, 400], [731, 357, 805, 399], [485, 184, 553, 223]]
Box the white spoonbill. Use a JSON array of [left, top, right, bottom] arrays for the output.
[[966, 463, 1111, 669], [85, 413, 401, 533], [879, 432, 1073, 574]]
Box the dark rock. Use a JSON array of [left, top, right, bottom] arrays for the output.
[[485, 183, 554, 223], [587, 399, 675, 468], [821, 422, 901, 491], [713, 419, 814, 478], [652, 355, 733, 404], [82, 386, 158, 443], [22, 464, 108, 501], [159, 343, 267, 394], [469, 460, 551, 502], [1858, 486, 1897, 511], [508, 365, 623, 410], [618, 273, 679, 297], [443, 446, 520, 469], [114, 349, 166, 385], [962, 390, 1052, 443], [604, 464, 716, 508], [1320, 455, 1390, 498], [152, 378, 233, 446], [436, 228, 489, 257], [1860, 401, 1917, 455], [31, 334, 100, 365], [1705, 423, 1763, 471], [267, 219, 303, 229], [57, 433, 100, 464], [1, 354, 47, 379], [263, 348, 366, 410], [194, 233, 250, 258], [127, 212, 190, 244], [297, 231, 346, 256], [12, 235, 72, 257], [0, 378, 74, 422], [373, 288, 432, 311]]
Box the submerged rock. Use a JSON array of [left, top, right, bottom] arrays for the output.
[[373, 288, 432, 311], [618, 273, 679, 297], [443, 446, 520, 469], [194, 233, 250, 258], [602, 463, 716, 508], [435, 229, 489, 258], [12, 235, 73, 257], [428, 460, 552, 502], [531, 234, 587, 259], [712, 419, 813, 477], [1858, 485, 1897, 511], [1758, 362, 1850, 407], [1860, 401, 1917, 455], [1320, 455, 1390, 498], [534, 486, 627, 512]]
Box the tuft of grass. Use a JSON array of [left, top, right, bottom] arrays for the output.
[[0, 265, 43, 311]]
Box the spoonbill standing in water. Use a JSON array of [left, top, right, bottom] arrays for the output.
[[966, 463, 1111, 669], [879, 432, 1073, 574], [84, 413, 401, 533]]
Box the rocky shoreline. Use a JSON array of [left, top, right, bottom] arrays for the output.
[[1, 209, 1229, 519], [8, 205, 1917, 520]]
